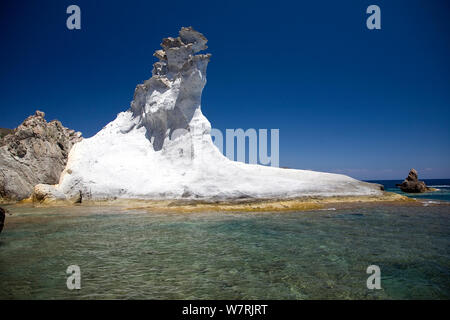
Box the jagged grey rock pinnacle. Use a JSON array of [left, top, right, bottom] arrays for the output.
[[0, 111, 82, 200]]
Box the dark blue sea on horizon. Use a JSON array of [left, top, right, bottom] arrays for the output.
[[366, 179, 450, 203]]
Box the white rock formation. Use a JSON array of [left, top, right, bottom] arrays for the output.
[[34, 27, 382, 202]]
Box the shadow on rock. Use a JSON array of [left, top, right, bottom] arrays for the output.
[[0, 206, 5, 234]]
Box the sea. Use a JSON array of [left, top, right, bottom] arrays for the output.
[[367, 179, 450, 203], [0, 180, 449, 299]]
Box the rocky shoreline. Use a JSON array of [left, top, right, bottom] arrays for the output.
[[11, 191, 411, 213]]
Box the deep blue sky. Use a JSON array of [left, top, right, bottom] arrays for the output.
[[1, 0, 449, 179]]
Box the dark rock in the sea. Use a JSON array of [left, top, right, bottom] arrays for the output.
[[0, 111, 82, 201], [396, 168, 429, 193], [0, 207, 5, 234]]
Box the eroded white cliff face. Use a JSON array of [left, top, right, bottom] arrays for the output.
[[35, 27, 382, 202]]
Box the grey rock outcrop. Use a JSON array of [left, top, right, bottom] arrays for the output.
[[0, 111, 82, 201], [396, 169, 430, 193]]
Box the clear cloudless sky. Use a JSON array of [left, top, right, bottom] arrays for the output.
[[0, 0, 449, 180]]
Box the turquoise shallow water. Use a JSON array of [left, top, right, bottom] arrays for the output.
[[0, 203, 449, 299]]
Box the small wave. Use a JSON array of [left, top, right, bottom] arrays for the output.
[[319, 208, 336, 211], [428, 185, 450, 188], [422, 200, 441, 206]]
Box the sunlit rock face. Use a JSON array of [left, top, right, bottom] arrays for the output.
[[132, 27, 210, 151], [0, 111, 82, 201], [34, 27, 383, 203]]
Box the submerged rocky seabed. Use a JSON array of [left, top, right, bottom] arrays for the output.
[[0, 202, 449, 299]]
